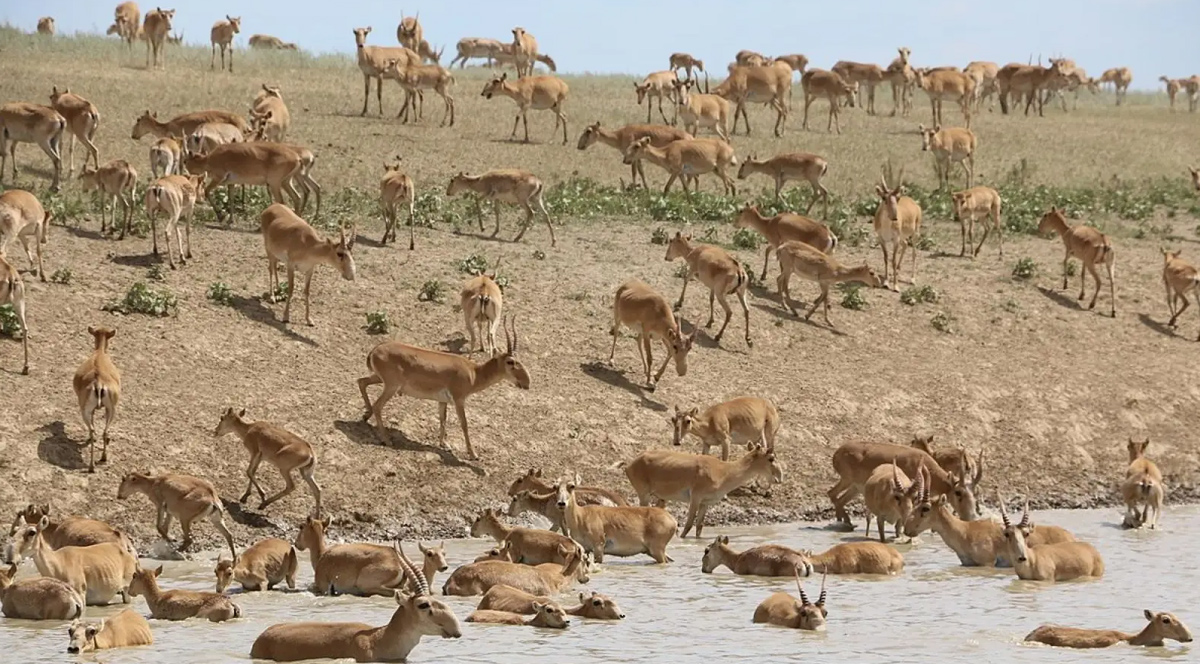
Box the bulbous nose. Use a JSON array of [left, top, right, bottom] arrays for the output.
[[556, 501, 567, 509]]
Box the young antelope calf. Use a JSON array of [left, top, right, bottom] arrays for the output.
[[919, 124, 976, 189], [78, 159, 138, 238], [48, 87, 101, 176], [214, 407, 322, 514], [446, 170, 555, 246], [1025, 610, 1193, 649], [481, 72, 569, 144], [461, 268, 503, 356], [951, 186, 1002, 258], [734, 203, 837, 281], [144, 173, 203, 268], [669, 52, 705, 80], [0, 255, 29, 374], [0, 102, 66, 191], [665, 232, 751, 347], [380, 162, 416, 248], [467, 602, 569, 629], [1122, 438, 1163, 529], [1162, 248, 1200, 339], [873, 171, 923, 290], [776, 240, 882, 326], [73, 326, 120, 471], [736, 153, 831, 215], [260, 204, 357, 326], [701, 536, 813, 577], [214, 537, 298, 593], [608, 279, 696, 391], [1038, 206, 1116, 317], [671, 397, 779, 459], [0, 188, 49, 282], [66, 609, 153, 653], [753, 569, 827, 631], [129, 565, 241, 622], [116, 471, 237, 559]]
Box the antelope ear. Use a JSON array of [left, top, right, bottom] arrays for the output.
[[1145, 609, 1155, 621], [532, 601, 546, 612], [321, 516, 331, 528], [719, 535, 730, 544], [153, 565, 164, 577], [238, 408, 246, 417]]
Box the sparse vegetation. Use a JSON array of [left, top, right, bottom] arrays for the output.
[[457, 253, 489, 276], [103, 282, 178, 317], [931, 311, 955, 333], [365, 311, 390, 335], [1012, 257, 1038, 280], [532, 249, 546, 260], [901, 285, 940, 305], [732, 227, 761, 250], [650, 227, 669, 245], [49, 267, 72, 285], [418, 279, 447, 303], [147, 264, 167, 282], [0, 304, 21, 337], [206, 281, 234, 306], [1064, 260, 1078, 277], [263, 282, 289, 302], [840, 284, 868, 310]]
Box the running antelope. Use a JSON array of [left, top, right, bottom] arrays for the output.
[[873, 169, 923, 290], [1037, 207, 1116, 317], [357, 317, 530, 460], [442, 544, 590, 596], [510, 27, 538, 78], [67, 609, 153, 653], [149, 137, 179, 177], [214, 407, 322, 515], [0, 256, 28, 374], [1025, 611, 1193, 649], [1122, 438, 1163, 529], [8, 505, 134, 553], [0, 188, 48, 283], [999, 501, 1104, 581], [0, 102, 66, 191], [670, 397, 779, 459], [576, 121, 692, 190], [623, 445, 783, 537], [1162, 248, 1200, 339], [775, 240, 883, 326], [210, 15, 241, 72], [753, 568, 827, 630], [951, 186, 1002, 258], [251, 543, 461, 662], [380, 162, 415, 248], [182, 143, 304, 222], [249, 34, 298, 50], [831, 60, 886, 114], [116, 471, 237, 559], [5, 516, 136, 605], [0, 564, 83, 619], [142, 8, 175, 70], [862, 462, 923, 542], [461, 268, 503, 356], [259, 203, 356, 326], [555, 475, 677, 563], [734, 204, 837, 281], [919, 124, 975, 189], [801, 69, 856, 133], [78, 159, 138, 238], [665, 232, 751, 346], [672, 79, 732, 142], [48, 87, 100, 176], [914, 68, 974, 126], [73, 326, 120, 472], [144, 173, 203, 268], [635, 71, 680, 124], [450, 37, 506, 68], [736, 153, 831, 215], [132, 109, 249, 141], [828, 440, 983, 528], [801, 542, 904, 575], [383, 59, 456, 127], [507, 468, 628, 506], [701, 536, 813, 577], [481, 72, 570, 145], [129, 565, 241, 622], [478, 586, 625, 620], [1098, 67, 1133, 105], [214, 538, 298, 593], [353, 27, 421, 116], [467, 602, 569, 628], [669, 53, 705, 81], [446, 170, 555, 246], [469, 508, 579, 566], [294, 516, 403, 596], [608, 279, 696, 391]]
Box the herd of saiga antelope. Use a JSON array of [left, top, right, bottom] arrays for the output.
[[1, 4, 1198, 661]]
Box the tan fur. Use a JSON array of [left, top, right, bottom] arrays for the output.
[[5, 517, 135, 605], [353, 27, 422, 116], [803, 542, 904, 575], [1026, 610, 1193, 648], [832, 61, 886, 114], [713, 64, 791, 136], [144, 173, 203, 268], [259, 203, 355, 326], [776, 240, 882, 326], [873, 169, 923, 290], [142, 8, 176, 70], [1038, 207, 1116, 317], [443, 545, 589, 596], [215, 537, 298, 592], [249, 34, 298, 50], [467, 603, 569, 628], [446, 169, 554, 245], [669, 52, 705, 80], [701, 536, 811, 576], [635, 70, 681, 125], [964, 61, 1000, 111], [507, 489, 566, 530], [37, 17, 56, 35], [507, 469, 628, 506], [510, 27, 539, 78], [0, 102, 66, 191], [556, 476, 676, 563], [801, 69, 856, 133], [1000, 60, 1067, 116], [951, 186, 1002, 258], [665, 232, 750, 345], [9, 505, 133, 553], [130, 565, 240, 621], [999, 501, 1104, 581], [862, 463, 922, 542], [884, 48, 916, 117], [481, 72, 569, 145], [577, 122, 692, 189], [294, 516, 404, 596], [116, 471, 236, 558], [68, 608, 152, 653], [149, 136, 180, 177], [914, 68, 975, 126], [379, 162, 416, 248], [250, 87, 291, 142], [736, 153, 830, 214], [478, 585, 624, 619], [0, 563, 83, 619], [214, 407, 322, 513], [670, 397, 780, 459], [210, 15, 241, 72], [608, 279, 696, 390], [383, 60, 455, 127], [396, 14, 423, 51], [78, 159, 138, 237], [671, 79, 732, 142], [1161, 248, 1200, 339], [72, 326, 120, 471], [112, 3, 142, 48], [469, 509, 577, 566], [919, 124, 976, 188], [735, 203, 839, 281], [132, 110, 249, 141], [1122, 438, 1164, 529], [907, 437, 980, 480], [0, 188, 48, 284], [1098, 67, 1134, 105], [903, 492, 1074, 567], [450, 37, 507, 68], [184, 121, 244, 156], [184, 144, 304, 222], [461, 272, 503, 356], [48, 87, 100, 176]]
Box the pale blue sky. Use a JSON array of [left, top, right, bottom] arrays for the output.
[[6, 0, 1197, 87]]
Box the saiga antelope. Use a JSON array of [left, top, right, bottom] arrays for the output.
[[0, 255, 29, 374], [919, 124, 975, 189], [73, 326, 120, 472], [144, 173, 204, 268], [380, 162, 416, 248], [671, 397, 779, 460], [149, 137, 179, 178], [446, 170, 556, 246], [1097, 67, 1133, 105], [671, 78, 731, 142], [48, 87, 101, 177], [669, 53, 705, 81], [66, 609, 153, 653], [1121, 437, 1163, 529], [862, 462, 923, 542], [382, 59, 455, 127], [0, 564, 83, 619], [623, 136, 737, 196], [873, 169, 923, 290], [0, 101, 66, 191], [775, 240, 883, 327], [4, 516, 136, 606], [353, 27, 421, 116], [554, 475, 677, 563], [481, 72, 570, 145], [128, 565, 241, 622], [510, 27, 538, 78], [999, 500, 1104, 581], [1037, 207, 1116, 317], [477, 586, 625, 620], [575, 121, 692, 190], [800, 541, 904, 575], [801, 69, 855, 133], [214, 407, 322, 515], [8, 504, 136, 553], [77, 159, 138, 238], [214, 537, 298, 592], [1025, 610, 1193, 649], [294, 516, 405, 596], [752, 568, 827, 630], [506, 468, 628, 507], [131, 109, 249, 140], [37, 16, 56, 35], [396, 12, 422, 51], [260, 204, 356, 326], [467, 602, 569, 628], [666, 232, 751, 347], [736, 153, 830, 216], [702, 536, 812, 577], [450, 37, 506, 68], [733, 204, 837, 282], [1161, 76, 1183, 111], [635, 70, 680, 124], [1161, 248, 1200, 339], [461, 264, 503, 356], [951, 186, 1002, 258], [357, 317, 530, 460], [0, 188, 49, 282], [182, 143, 305, 223], [831, 61, 885, 114], [117, 471, 237, 559], [914, 68, 974, 127], [210, 15, 241, 72], [142, 8, 175, 70], [112, 3, 141, 49]]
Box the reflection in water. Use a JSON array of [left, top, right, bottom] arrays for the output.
[[2, 506, 1197, 663]]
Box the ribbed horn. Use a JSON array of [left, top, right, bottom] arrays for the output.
[[921, 465, 930, 502], [510, 315, 519, 355], [816, 571, 827, 607], [999, 497, 1011, 528], [891, 459, 902, 491], [1019, 501, 1031, 529], [396, 541, 428, 596], [972, 448, 985, 487], [915, 463, 925, 497], [794, 565, 809, 605], [503, 314, 513, 354]]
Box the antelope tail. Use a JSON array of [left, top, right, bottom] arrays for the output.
[[728, 267, 746, 294], [1140, 480, 1152, 496], [233, 603, 243, 618]]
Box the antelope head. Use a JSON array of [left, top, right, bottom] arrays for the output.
[[793, 568, 828, 631], [578, 591, 625, 620], [999, 498, 1033, 564], [701, 535, 732, 573], [418, 541, 449, 573], [294, 515, 331, 552], [487, 316, 530, 389], [874, 168, 905, 222], [67, 618, 107, 653], [213, 406, 247, 437], [394, 542, 462, 639]]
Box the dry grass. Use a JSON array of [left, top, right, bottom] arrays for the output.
[[2, 28, 1199, 549]]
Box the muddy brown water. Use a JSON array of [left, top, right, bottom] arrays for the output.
[[2, 506, 1196, 663]]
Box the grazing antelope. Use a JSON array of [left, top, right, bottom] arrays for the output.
[[78, 159, 138, 238], [294, 516, 404, 596], [507, 468, 628, 506], [5, 516, 136, 605], [249, 34, 298, 50], [671, 397, 779, 460], [801, 542, 904, 575], [380, 162, 416, 248], [73, 326, 120, 472], [214, 407, 322, 514], [831, 61, 886, 114], [0, 564, 83, 619], [210, 15, 241, 72], [149, 136, 179, 177], [608, 279, 696, 391], [353, 27, 421, 116], [669, 52, 705, 81], [555, 475, 677, 563], [357, 316, 530, 460], [964, 60, 1000, 111], [914, 67, 974, 126], [1162, 248, 1200, 339], [37, 16, 56, 35], [0, 188, 48, 282], [753, 568, 827, 630], [129, 565, 241, 622], [468, 602, 569, 628], [250, 85, 290, 142], [1026, 611, 1193, 649], [48, 87, 100, 177], [461, 268, 503, 356], [0, 256, 28, 374], [775, 240, 883, 326], [665, 232, 751, 346], [0, 102, 66, 191], [481, 72, 570, 145], [142, 8, 175, 70], [1122, 438, 1164, 529], [576, 121, 692, 190], [132, 109, 249, 141], [478, 586, 625, 620], [446, 170, 555, 246], [672, 78, 732, 142], [863, 462, 923, 542], [450, 37, 506, 68], [469, 508, 578, 566], [383, 59, 456, 127], [801, 69, 856, 133], [260, 204, 356, 326], [623, 445, 783, 537], [907, 436, 979, 480], [951, 186, 1002, 258], [999, 501, 1104, 581], [8, 505, 135, 553], [1037, 207, 1116, 317], [1098, 67, 1133, 105], [701, 536, 813, 577], [251, 543, 462, 662], [214, 538, 298, 593], [144, 173, 203, 268], [919, 124, 975, 189], [734, 204, 837, 282], [396, 13, 422, 50], [635, 70, 680, 124], [873, 169, 923, 290], [113, 3, 142, 49], [736, 153, 830, 215], [67, 609, 153, 653], [510, 27, 538, 78], [116, 471, 237, 559]]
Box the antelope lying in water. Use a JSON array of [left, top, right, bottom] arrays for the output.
[[0, 563, 84, 619], [214, 537, 298, 593], [467, 601, 570, 629], [295, 516, 406, 596], [129, 565, 241, 622], [67, 608, 153, 653], [442, 543, 590, 596], [1000, 501, 1104, 581], [801, 542, 904, 575], [1025, 610, 1193, 648], [477, 585, 625, 619], [753, 569, 827, 631], [701, 536, 813, 577]]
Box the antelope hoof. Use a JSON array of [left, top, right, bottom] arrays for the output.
[[21, 366, 28, 375], [745, 338, 753, 348], [645, 383, 657, 393]]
